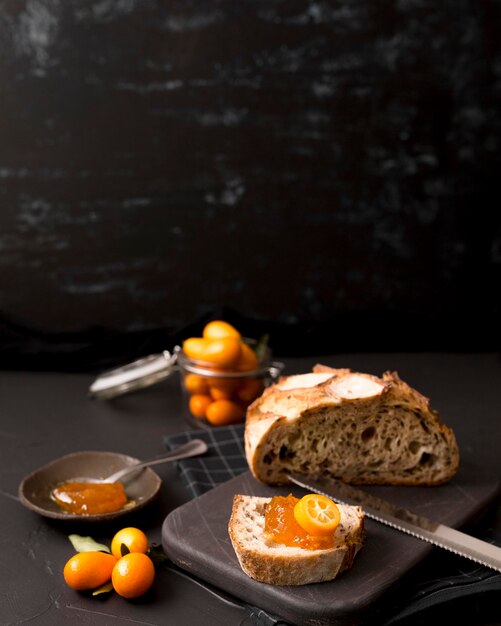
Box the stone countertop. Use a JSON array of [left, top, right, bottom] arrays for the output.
[[1, 352, 500, 625]]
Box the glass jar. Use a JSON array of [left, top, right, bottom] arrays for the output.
[[176, 341, 283, 428], [89, 341, 283, 428]]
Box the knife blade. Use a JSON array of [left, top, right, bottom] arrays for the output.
[[287, 472, 501, 573]]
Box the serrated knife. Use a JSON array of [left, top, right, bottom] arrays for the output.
[[288, 472, 501, 573]]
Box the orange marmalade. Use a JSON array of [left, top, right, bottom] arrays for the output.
[[264, 494, 335, 550], [51, 482, 128, 515]]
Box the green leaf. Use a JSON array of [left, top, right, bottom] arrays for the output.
[[92, 581, 114, 596], [68, 534, 111, 553], [254, 334, 270, 361]]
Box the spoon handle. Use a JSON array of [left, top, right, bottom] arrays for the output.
[[106, 439, 208, 483]]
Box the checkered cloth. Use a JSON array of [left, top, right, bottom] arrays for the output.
[[164, 424, 248, 498], [164, 426, 501, 625]]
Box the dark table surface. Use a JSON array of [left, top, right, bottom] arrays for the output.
[[2, 352, 501, 625]]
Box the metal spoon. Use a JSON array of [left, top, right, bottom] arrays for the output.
[[68, 439, 208, 484]]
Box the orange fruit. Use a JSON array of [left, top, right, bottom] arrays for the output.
[[183, 337, 242, 368], [182, 337, 209, 361], [206, 399, 245, 426], [202, 320, 241, 340], [63, 551, 117, 591], [208, 373, 241, 394], [188, 394, 212, 419], [209, 386, 233, 401], [112, 552, 155, 599], [183, 373, 209, 394], [199, 338, 242, 367], [236, 342, 259, 371], [111, 527, 149, 560], [293, 494, 340, 536], [237, 378, 264, 403], [264, 494, 334, 550]]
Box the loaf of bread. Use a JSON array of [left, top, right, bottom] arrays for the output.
[[245, 366, 459, 486], [228, 494, 364, 585]]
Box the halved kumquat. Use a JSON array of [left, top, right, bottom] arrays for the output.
[[293, 494, 341, 536]]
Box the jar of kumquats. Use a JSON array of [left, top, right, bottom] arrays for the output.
[[176, 339, 283, 428], [88, 320, 283, 428]]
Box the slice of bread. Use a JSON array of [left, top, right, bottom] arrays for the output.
[[245, 366, 459, 486], [228, 494, 364, 585]]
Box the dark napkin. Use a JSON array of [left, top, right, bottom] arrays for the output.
[[164, 424, 248, 498], [164, 426, 501, 625]]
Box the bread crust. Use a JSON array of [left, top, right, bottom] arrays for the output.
[[228, 494, 365, 585], [245, 366, 459, 486]]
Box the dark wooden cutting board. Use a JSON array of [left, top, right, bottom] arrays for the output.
[[162, 460, 500, 626]]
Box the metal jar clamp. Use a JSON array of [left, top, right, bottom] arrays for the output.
[[89, 345, 284, 400]]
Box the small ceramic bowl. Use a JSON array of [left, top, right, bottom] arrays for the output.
[[18, 450, 162, 522]]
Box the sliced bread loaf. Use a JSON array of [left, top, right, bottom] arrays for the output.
[[245, 366, 459, 486], [228, 494, 364, 585]]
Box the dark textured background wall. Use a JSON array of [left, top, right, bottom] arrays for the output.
[[1, 1, 500, 368]]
